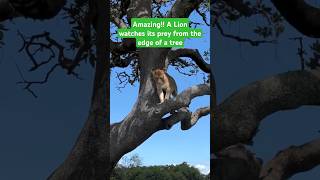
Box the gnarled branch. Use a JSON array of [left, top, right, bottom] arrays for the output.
[[271, 0, 320, 38], [214, 70, 320, 152], [159, 106, 210, 131], [167, 0, 204, 18], [167, 48, 211, 73], [260, 138, 320, 180], [212, 144, 262, 180], [181, 106, 210, 130], [110, 82, 210, 167]]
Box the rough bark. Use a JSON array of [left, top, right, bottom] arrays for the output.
[[110, 82, 210, 169], [47, 0, 109, 179], [214, 70, 320, 153], [212, 144, 262, 180], [260, 138, 320, 180], [168, 0, 204, 18], [109, 0, 209, 171], [211, 139, 320, 180]]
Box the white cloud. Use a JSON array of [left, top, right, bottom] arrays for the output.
[[193, 164, 210, 175]]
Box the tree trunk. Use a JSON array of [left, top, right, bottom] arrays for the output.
[[47, 0, 108, 179]]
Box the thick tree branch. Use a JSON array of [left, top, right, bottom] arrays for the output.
[[212, 144, 262, 180], [159, 106, 210, 130], [155, 83, 210, 116], [111, 39, 136, 55], [271, 0, 320, 38], [167, 48, 211, 73], [110, 83, 210, 167], [127, 0, 151, 20], [111, 17, 127, 28], [260, 138, 320, 180], [214, 70, 320, 152], [47, 0, 108, 179], [0, 0, 66, 21], [0, 0, 17, 21], [181, 106, 210, 130], [167, 0, 204, 18], [159, 108, 190, 130]]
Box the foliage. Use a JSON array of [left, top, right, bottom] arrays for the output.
[[111, 162, 209, 180], [111, 154, 208, 180]]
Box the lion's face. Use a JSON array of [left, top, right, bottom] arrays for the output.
[[152, 69, 165, 81]]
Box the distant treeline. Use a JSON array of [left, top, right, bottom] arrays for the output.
[[111, 162, 209, 180]]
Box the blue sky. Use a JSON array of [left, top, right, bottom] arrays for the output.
[[110, 10, 211, 174]]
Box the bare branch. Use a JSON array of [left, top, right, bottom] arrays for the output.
[[167, 48, 211, 73], [196, 7, 209, 26], [159, 106, 209, 131], [216, 22, 275, 46], [18, 31, 56, 71], [260, 138, 320, 180], [181, 106, 210, 130], [16, 30, 90, 96], [159, 108, 190, 130], [15, 63, 59, 98], [214, 70, 320, 152], [155, 83, 210, 116]]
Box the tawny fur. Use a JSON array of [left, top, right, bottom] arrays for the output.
[[152, 69, 177, 104]]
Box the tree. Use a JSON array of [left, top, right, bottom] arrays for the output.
[[0, 0, 210, 179], [212, 0, 320, 179], [1, 0, 108, 179], [1, 0, 320, 180], [111, 161, 208, 180], [109, 0, 211, 174]]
